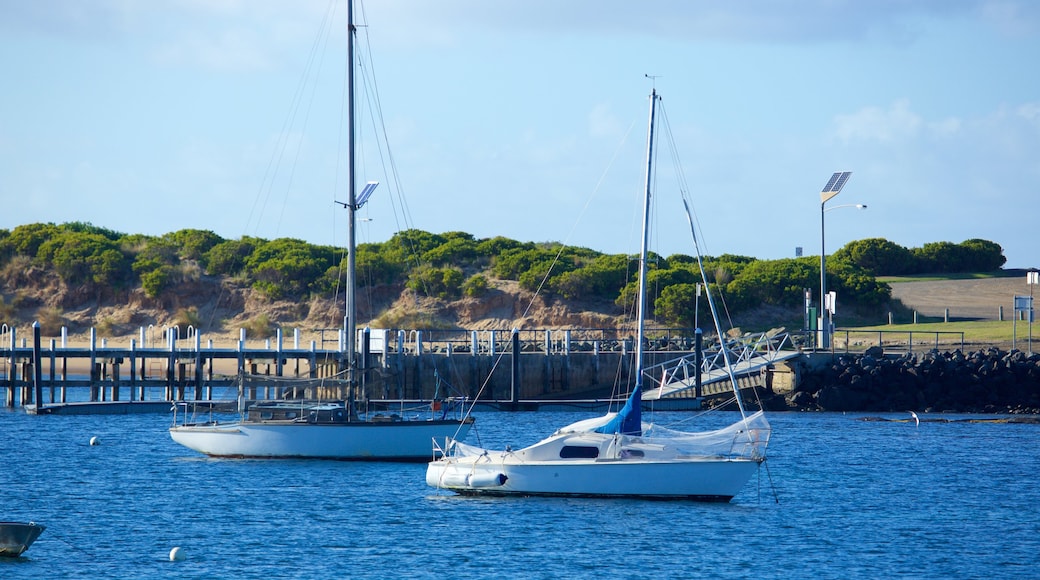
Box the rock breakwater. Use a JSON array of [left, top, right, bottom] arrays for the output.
[[787, 346, 1040, 414]]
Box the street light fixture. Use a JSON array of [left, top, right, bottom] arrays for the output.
[[818, 171, 861, 350]]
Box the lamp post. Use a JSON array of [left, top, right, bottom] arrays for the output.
[[1028, 269, 1038, 356], [818, 171, 855, 350]]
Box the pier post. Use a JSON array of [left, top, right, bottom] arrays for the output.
[[112, 358, 120, 401], [4, 326, 15, 407], [129, 339, 137, 402], [48, 340, 57, 404], [194, 331, 203, 401], [89, 328, 99, 402], [32, 322, 42, 408], [167, 327, 176, 401], [276, 328, 284, 381], [511, 330, 520, 404]]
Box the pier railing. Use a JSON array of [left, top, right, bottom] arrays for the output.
[[828, 329, 967, 353], [1, 324, 725, 409]]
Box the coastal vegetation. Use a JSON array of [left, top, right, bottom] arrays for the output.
[[0, 221, 1008, 335]]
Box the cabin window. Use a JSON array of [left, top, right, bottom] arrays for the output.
[[259, 411, 273, 420], [560, 446, 599, 459], [285, 412, 297, 420], [620, 449, 644, 458]]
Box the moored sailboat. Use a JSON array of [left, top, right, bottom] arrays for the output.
[[169, 0, 473, 461], [426, 88, 769, 499]]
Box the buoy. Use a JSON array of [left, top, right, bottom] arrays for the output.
[[89, 436, 99, 446], [169, 546, 185, 561]]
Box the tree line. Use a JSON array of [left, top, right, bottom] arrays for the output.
[[0, 222, 1006, 328]]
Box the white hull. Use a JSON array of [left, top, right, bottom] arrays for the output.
[[427, 411, 769, 501], [171, 419, 472, 461], [427, 455, 761, 501]]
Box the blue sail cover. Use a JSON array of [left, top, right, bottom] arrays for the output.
[[593, 382, 642, 436]]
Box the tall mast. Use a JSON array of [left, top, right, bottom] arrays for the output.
[[635, 89, 658, 382], [594, 88, 658, 437], [345, 0, 357, 396]]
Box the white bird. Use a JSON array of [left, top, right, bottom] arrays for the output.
[[909, 411, 919, 427]]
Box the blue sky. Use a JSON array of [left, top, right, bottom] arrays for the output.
[[2, 0, 1038, 271]]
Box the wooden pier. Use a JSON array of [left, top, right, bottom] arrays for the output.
[[1, 324, 349, 411], [2, 324, 796, 413]]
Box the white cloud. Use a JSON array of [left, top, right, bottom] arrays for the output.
[[833, 99, 922, 143], [1017, 102, 1040, 122], [929, 117, 962, 137]]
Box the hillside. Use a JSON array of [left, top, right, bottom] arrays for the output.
[[4, 261, 1026, 347], [0, 267, 629, 344]]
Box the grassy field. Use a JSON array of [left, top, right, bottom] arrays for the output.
[[841, 271, 1036, 349], [846, 320, 1036, 347]]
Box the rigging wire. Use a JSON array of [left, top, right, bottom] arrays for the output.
[[656, 101, 738, 332], [653, 97, 754, 423], [202, 0, 341, 341]]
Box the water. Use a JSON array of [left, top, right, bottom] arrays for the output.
[[2, 408, 1038, 579]]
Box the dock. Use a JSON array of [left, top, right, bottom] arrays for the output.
[[3, 324, 799, 414]]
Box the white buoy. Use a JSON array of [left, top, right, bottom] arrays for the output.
[[89, 436, 99, 446], [169, 546, 185, 561]]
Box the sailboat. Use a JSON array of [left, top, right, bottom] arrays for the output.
[[169, 0, 473, 461], [425, 89, 769, 499]]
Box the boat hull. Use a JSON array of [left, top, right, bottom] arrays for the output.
[[0, 522, 45, 557], [426, 456, 761, 501], [170, 419, 472, 461]]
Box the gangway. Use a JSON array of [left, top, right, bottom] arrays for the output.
[[643, 330, 801, 400]]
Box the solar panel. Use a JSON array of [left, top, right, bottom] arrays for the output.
[[821, 171, 851, 194], [822, 172, 842, 193], [356, 181, 379, 208], [832, 171, 852, 192]]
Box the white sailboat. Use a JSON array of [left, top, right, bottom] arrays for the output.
[[170, 0, 473, 461], [426, 89, 769, 499]]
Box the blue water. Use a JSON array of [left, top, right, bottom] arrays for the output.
[[2, 409, 1038, 579]]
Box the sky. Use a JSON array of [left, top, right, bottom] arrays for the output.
[[2, 0, 1038, 271]]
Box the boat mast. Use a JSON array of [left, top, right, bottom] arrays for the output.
[[345, 0, 358, 400], [635, 89, 658, 384]]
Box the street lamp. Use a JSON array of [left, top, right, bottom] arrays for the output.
[[1028, 269, 1038, 355], [818, 171, 858, 349]]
